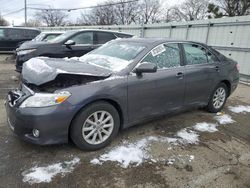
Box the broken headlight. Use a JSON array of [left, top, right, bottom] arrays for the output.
[[20, 91, 71, 108]]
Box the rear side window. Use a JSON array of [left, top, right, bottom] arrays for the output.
[[6, 29, 23, 40], [70, 32, 93, 45], [95, 32, 116, 44], [183, 43, 208, 65], [142, 43, 181, 69], [207, 50, 219, 63], [5, 29, 39, 40]]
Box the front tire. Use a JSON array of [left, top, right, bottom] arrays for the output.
[[70, 101, 120, 150], [207, 83, 228, 113]]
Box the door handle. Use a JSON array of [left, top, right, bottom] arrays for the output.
[[213, 66, 220, 72], [176, 72, 184, 79]]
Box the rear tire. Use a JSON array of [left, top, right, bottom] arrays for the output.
[[207, 83, 228, 113], [70, 101, 120, 151]]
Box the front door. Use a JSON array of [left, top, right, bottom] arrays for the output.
[[128, 43, 186, 123], [63, 31, 94, 58]]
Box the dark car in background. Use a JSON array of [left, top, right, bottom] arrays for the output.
[[5, 38, 239, 150], [15, 29, 133, 72], [0, 27, 40, 52], [31, 31, 64, 42]]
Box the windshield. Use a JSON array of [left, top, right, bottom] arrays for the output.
[[49, 30, 76, 43], [79, 41, 146, 72], [32, 33, 46, 41]]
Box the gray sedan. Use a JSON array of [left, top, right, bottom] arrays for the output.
[[5, 38, 239, 150]]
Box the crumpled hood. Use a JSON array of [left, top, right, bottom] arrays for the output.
[[18, 41, 51, 50], [22, 57, 112, 86]]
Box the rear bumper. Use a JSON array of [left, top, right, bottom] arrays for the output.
[[4, 96, 76, 145]]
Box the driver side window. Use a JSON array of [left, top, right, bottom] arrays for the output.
[[142, 43, 180, 69], [70, 32, 93, 45]]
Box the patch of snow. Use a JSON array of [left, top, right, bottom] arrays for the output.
[[176, 129, 199, 145], [24, 58, 54, 75], [22, 157, 80, 185], [164, 137, 179, 145], [189, 155, 195, 162], [97, 138, 150, 168], [166, 158, 175, 165], [214, 114, 235, 124], [151, 159, 157, 163], [79, 54, 132, 72], [228, 105, 250, 114], [90, 158, 102, 165], [216, 112, 224, 116], [193, 122, 218, 132], [63, 57, 79, 61]]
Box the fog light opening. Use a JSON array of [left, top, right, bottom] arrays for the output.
[[32, 129, 40, 138]]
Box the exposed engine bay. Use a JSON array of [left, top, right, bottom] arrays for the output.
[[23, 74, 107, 93]]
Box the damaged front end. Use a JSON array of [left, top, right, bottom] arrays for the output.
[[21, 57, 112, 93], [24, 73, 108, 93]]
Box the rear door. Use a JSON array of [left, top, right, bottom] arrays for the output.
[[4, 28, 22, 51], [128, 43, 185, 122], [182, 43, 220, 105]]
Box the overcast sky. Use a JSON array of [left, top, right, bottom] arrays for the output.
[[0, 0, 183, 26]]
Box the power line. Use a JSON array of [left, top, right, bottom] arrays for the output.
[[27, 0, 139, 11], [2, 8, 24, 16]]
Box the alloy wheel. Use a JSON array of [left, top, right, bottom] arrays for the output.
[[82, 111, 114, 145], [212, 87, 226, 109]]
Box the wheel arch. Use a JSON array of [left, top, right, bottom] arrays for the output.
[[68, 98, 124, 141], [220, 80, 231, 97]]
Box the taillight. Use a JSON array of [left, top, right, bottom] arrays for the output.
[[236, 63, 240, 71]]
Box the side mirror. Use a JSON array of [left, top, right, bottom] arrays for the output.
[[64, 40, 75, 46], [134, 62, 157, 75]]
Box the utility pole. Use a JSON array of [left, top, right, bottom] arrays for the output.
[[24, 0, 27, 26]]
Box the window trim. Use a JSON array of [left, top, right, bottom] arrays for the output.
[[131, 42, 183, 73], [180, 42, 220, 67]]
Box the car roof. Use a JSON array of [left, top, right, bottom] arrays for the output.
[[63, 29, 133, 36], [115, 37, 207, 46]]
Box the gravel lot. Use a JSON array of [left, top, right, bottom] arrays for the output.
[[0, 55, 250, 188]]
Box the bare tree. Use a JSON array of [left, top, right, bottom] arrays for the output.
[[35, 10, 68, 27], [172, 0, 209, 21], [77, 0, 162, 25], [93, 1, 117, 25], [114, 0, 139, 24], [138, 0, 162, 24], [78, 0, 139, 25], [0, 15, 9, 26], [208, 0, 250, 18]]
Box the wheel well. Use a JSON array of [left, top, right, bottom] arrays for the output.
[[221, 80, 231, 97], [68, 99, 124, 141]]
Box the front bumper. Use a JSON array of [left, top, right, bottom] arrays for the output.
[[4, 88, 76, 145]]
